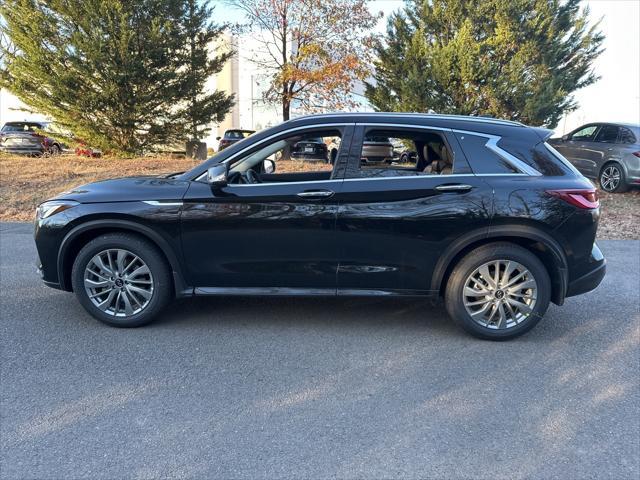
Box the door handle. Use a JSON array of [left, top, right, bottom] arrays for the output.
[[435, 184, 473, 192], [297, 189, 334, 199]]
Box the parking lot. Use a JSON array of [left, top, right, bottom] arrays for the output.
[[1, 222, 639, 479]]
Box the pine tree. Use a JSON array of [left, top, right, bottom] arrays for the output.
[[365, 0, 604, 127], [0, 0, 234, 154]]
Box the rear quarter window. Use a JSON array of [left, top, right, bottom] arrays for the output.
[[497, 137, 566, 176], [454, 133, 518, 174]]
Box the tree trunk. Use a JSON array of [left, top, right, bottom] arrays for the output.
[[282, 94, 290, 121]]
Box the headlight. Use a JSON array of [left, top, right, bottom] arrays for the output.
[[36, 200, 79, 219]]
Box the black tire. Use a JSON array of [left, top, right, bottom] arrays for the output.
[[71, 233, 172, 327], [599, 162, 629, 193], [49, 144, 61, 156], [444, 242, 551, 340]]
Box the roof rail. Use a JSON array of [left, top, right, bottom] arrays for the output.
[[288, 112, 525, 127]]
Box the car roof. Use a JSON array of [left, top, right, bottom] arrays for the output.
[[289, 112, 525, 127], [225, 129, 254, 133]]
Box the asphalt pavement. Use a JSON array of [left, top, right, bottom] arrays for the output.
[[1, 222, 639, 479]]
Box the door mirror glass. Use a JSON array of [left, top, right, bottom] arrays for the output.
[[263, 159, 276, 174], [561, 134, 569, 141], [207, 163, 228, 186]]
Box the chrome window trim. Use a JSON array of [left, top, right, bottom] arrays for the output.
[[194, 121, 541, 184]]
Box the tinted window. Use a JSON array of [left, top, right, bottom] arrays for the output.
[[618, 127, 637, 144], [594, 125, 619, 143], [499, 137, 567, 176], [351, 129, 458, 178], [570, 125, 598, 141], [455, 133, 518, 174]]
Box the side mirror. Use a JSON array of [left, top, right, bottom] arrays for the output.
[[562, 134, 569, 141], [215, 136, 221, 141], [207, 163, 228, 187], [263, 159, 276, 174]]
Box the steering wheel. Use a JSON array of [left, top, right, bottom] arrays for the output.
[[243, 169, 262, 184]]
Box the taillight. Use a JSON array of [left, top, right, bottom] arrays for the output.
[[547, 189, 600, 209], [632, 151, 640, 158]]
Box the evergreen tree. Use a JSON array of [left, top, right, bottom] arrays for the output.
[[0, 0, 233, 154], [365, 0, 604, 127]]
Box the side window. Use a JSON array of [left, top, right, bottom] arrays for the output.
[[618, 127, 637, 144], [594, 125, 619, 143], [454, 133, 519, 174], [570, 125, 598, 141], [352, 129, 457, 178], [228, 129, 340, 183]]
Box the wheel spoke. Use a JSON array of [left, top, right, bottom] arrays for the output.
[[121, 290, 134, 315], [464, 286, 490, 297], [92, 256, 113, 276], [127, 284, 152, 300], [478, 265, 496, 289], [116, 250, 127, 274], [128, 264, 150, 279], [97, 289, 117, 311], [84, 278, 109, 288], [496, 303, 507, 329]]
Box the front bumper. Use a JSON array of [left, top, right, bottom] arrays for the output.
[[566, 243, 606, 298]]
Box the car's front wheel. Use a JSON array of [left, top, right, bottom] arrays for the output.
[[71, 233, 172, 327], [445, 243, 551, 340]]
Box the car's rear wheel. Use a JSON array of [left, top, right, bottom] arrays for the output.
[[71, 233, 172, 327], [445, 243, 551, 340], [599, 162, 629, 193]]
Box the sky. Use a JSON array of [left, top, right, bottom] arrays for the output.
[[1, 0, 638, 133], [212, 0, 640, 134]]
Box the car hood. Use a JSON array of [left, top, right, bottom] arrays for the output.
[[53, 176, 190, 204]]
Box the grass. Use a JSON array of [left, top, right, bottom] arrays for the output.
[[0, 154, 637, 239]]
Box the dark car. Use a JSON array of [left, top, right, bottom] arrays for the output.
[[548, 122, 640, 193], [216, 129, 254, 151], [34, 113, 605, 340], [0, 121, 64, 156], [291, 136, 328, 162]]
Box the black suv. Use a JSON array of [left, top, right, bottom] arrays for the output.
[[34, 113, 606, 339]]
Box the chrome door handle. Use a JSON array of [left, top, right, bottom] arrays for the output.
[[435, 184, 473, 192], [297, 190, 334, 198]]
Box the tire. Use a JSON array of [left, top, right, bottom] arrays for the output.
[[71, 233, 172, 327], [444, 242, 551, 340], [49, 144, 61, 156], [599, 162, 629, 193]]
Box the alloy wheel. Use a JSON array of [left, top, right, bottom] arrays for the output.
[[601, 165, 621, 191], [462, 260, 538, 329], [83, 248, 154, 317]]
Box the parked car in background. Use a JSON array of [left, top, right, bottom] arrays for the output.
[[34, 113, 605, 340], [291, 136, 328, 162], [217, 129, 254, 151], [548, 122, 640, 193], [361, 135, 394, 164], [0, 121, 65, 156]]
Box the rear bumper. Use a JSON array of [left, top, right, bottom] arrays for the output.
[[0, 145, 44, 155], [566, 244, 606, 298]]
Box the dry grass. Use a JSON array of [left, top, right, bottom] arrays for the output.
[[0, 154, 637, 239], [0, 154, 199, 220]]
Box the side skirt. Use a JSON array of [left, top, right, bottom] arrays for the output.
[[193, 287, 438, 297]]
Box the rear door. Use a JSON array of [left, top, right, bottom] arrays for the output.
[[335, 124, 494, 295]]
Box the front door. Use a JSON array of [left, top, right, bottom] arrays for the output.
[[180, 125, 354, 292], [556, 124, 601, 177], [335, 125, 494, 295]]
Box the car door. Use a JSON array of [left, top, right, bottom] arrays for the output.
[[180, 124, 354, 293], [334, 124, 494, 295], [591, 124, 621, 173], [556, 124, 601, 177]]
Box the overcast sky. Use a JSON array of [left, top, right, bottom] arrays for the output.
[[215, 0, 640, 133]]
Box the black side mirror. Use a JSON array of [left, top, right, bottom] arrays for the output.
[[207, 163, 228, 187], [562, 134, 570, 141], [263, 159, 276, 174], [216, 136, 221, 141]]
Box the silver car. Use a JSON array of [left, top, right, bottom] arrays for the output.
[[548, 122, 640, 193]]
